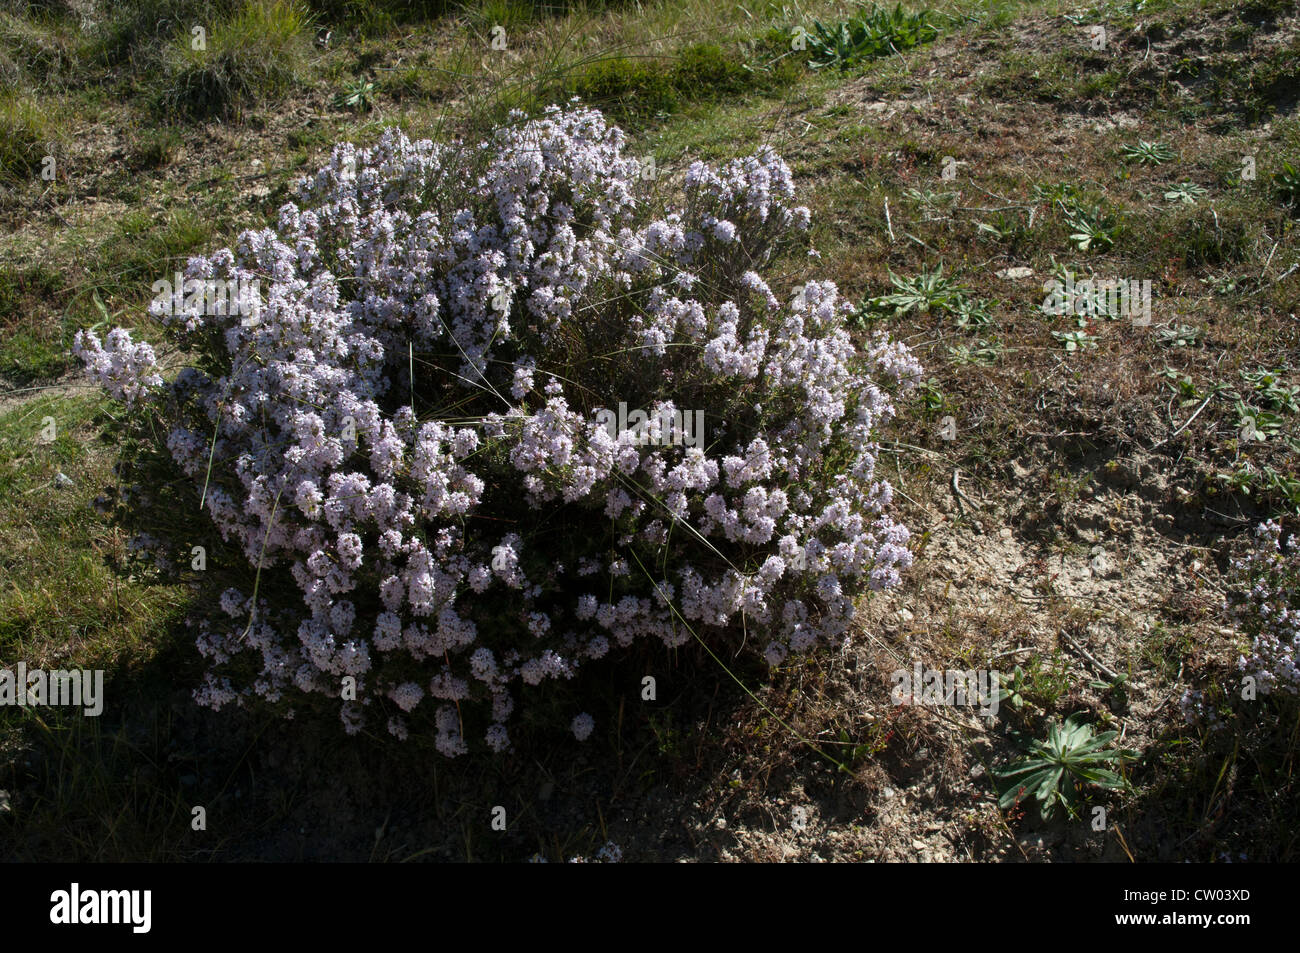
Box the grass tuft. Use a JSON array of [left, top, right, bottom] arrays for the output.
[[158, 0, 314, 120], [0, 92, 57, 184]]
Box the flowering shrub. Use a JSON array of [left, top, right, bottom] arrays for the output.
[[75, 103, 920, 754], [1182, 520, 1299, 730], [1227, 521, 1299, 697]]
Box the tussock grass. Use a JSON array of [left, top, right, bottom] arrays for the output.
[[157, 0, 315, 119], [0, 92, 58, 184], [0, 10, 75, 88]]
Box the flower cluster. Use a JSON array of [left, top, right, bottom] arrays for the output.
[[72, 328, 163, 410], [1227, 521, 1300, 697], [77, 103, 919, 753], [1178, 688, 1223, 732], [529, 840, 622, 862]]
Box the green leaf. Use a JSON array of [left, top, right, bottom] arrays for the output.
[[93, 289, 110, 323]]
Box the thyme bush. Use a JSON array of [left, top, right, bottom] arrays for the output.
[[75, 104, 920, 753]]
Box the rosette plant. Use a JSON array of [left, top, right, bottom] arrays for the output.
[[75, 103, 921, 754]]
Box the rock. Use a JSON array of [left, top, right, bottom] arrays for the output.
[[997, 267, 1034, 280], [1100, 462, 1137, 489]]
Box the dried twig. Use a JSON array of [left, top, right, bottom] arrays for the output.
[[1151, 392, 1214, 449], [950, 468, 980, 516], [1060, 629, 1119, 681]]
